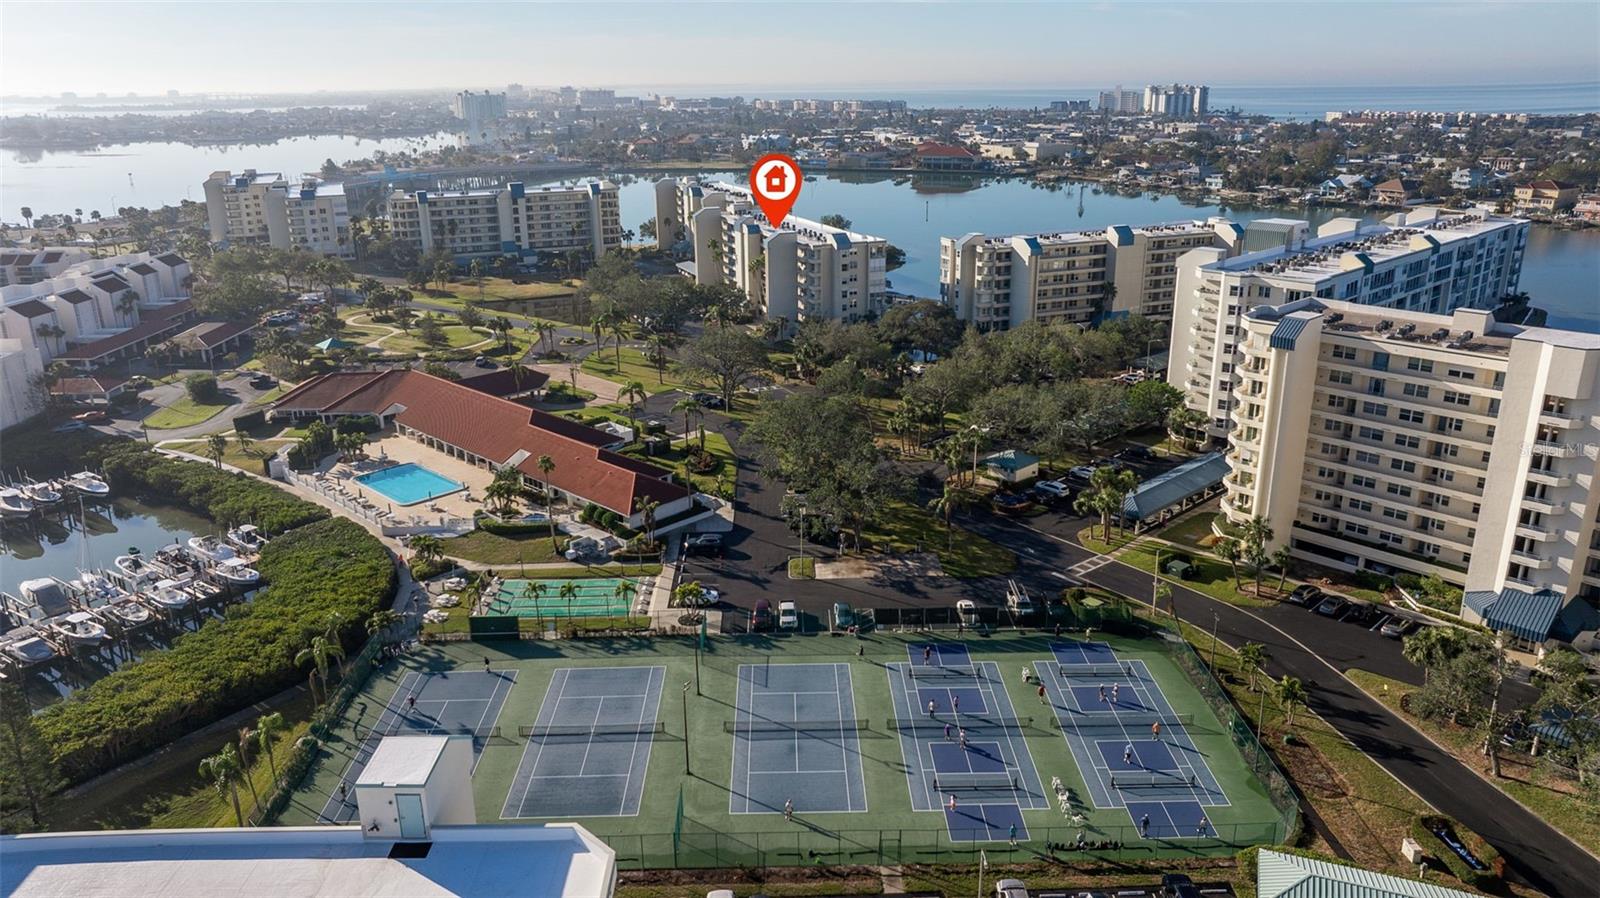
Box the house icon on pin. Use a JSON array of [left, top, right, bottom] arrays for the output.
[[765, 167, 787, 194]]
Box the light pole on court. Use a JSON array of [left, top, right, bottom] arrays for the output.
[[681, 681, 691, 775], [1209, 612, 1220, 671]]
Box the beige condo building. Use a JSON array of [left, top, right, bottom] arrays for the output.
[[202, 170, 352, 257], [385, 180, 621, 260], [939, 219, 1244, 330], [1225, 298, 1600, 646]]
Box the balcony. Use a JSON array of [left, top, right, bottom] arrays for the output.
[[1525, 468, 1573, 487], [1509, 549, 1552, 570], [1515, 524, 1556, 542], [1538, 410, 1586, 429], [1532, 440, 1578, 458], [1521, 496, 1567, 515]]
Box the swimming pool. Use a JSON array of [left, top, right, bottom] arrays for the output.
[[354, 462, 464, 506]]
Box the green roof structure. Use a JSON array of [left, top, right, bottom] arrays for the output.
[[1257, 849, 1479, 898]]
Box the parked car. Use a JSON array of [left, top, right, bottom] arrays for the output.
[[692, 392, 726, 409], [1034, 479, 1072, 501], [994, 879, 1029, 898], [1067, 464, 1099, 483], [1380, 616, 1419, 639], [1314, 596, 1349, 618], [474, 355, 495, 368], [955, 599, 978, 627], [778, 601, 799, 630], [991, 491, 1035, 515], [250, 374, 278, 389], [72, 410, 110, 424], [831, 602, 855, 630], [1118, 445, 1157, 461], [1286, 584, 1322, 606], [685, 533, 724, 556], [1342, 602, 1382, 626], [752, 599, 773, 631], [1160, 874, 1202, 898], [51, 420, 88, 433]]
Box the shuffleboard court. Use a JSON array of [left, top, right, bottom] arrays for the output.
[[1036, 639, 1228, 840], [501, 665, 665, 819], [319, 669, 515, 824], [890, 644, 1045, 842], [729, 662, 867, 814]]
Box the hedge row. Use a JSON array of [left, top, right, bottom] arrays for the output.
[[97, 443, 327, 533], [36, 516, 394, 783]]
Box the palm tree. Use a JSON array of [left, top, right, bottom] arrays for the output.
[[928, 482, 976, 550], [559, 580, 579, 627], [198, 744, 245, 827], [1166, 405, 1207, 452], [1402, 626, 1463, 686], [608, 315, 628, 369], [1271, 546, 1293, 593], [1240, 516, 1274, 595], [1215, 536, 1243, 588], [366, 609, 403, 644], [256, 711, 285, 779], [493, 316, 514, 353], [633, 497, 660, 544], [1088, 466, 1140, 539], [205, 433, 228, 469], [411, 534, 444, 569], [613, 580, 637, 617], [234, 428, 255, 458], [485, 466, 522, 514], [295, 636, 346, 707], [671, 396, 700, 449], [1238, 642, 1269, 692], [470, 258, 486, 299], [1276, 676, 1307, 729], [620, 380, 647, 434], [237, 725, 262, 813], [536, 455, 558, 541], [644, 333, 677, 384]]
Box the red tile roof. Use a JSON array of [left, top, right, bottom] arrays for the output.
[[270, 371, 388, 412], [276, 369, 688, 514], [916, 141, 975, 158], [456, 365, 550, 398], [51, 374, 126, 395]]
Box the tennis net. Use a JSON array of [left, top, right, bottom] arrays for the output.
[[889, 716, 1033, 733], [1054, 662, 1133, 677], [724, 718, 867, 734], [934, 770, 1018, 791], [518, 722, 666, 738], [1109, 771, 1197, 788], [1061, 712, 1194, 730], [905, 664, 975, 679], [378, 722, 502, 739]]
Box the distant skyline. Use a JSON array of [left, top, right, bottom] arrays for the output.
[[3, 1, 1598, 97]]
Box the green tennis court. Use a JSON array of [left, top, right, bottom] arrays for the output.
[[490, 577, 640, 618]]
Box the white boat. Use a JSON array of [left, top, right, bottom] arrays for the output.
[[0, 488, 34, 520], [1, 628, 57, 667], [104, 597, 153, 628], [49, 611, 108, 648], [20, 481, 63, 508], [187, 535, 239, 563], [64, 471, 111, 498], [226, 524, 268, 552], [213, 557, 260, 586], [152, 544, 200, 578], [14, 578, 75, 620], [142, 578, 195, 612], [71, 569, 129, 607], [114, 550, 157, 583]]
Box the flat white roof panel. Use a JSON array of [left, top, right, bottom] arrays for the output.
[[358, 735, 450, 786]]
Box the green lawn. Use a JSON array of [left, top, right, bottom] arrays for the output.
[[145, 395, 232, 430], [1157, 510, 1225, 551], [787, 556, 816, 579], [865, 499, 1016, 578], [163, 437, 290, 471], [1078, 526, 1276, 608], [620, 431, 737, 494], [1347, 668, 1599, 855], [445, 530, 564, 565], [582, 347, 697, 394]]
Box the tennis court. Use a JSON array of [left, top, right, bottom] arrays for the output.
[[890, 643, 1047, 842], [501, 665, 666, 819], [1036, 639, 1227, 840], [318, 669, 514, 824], [490, 577, 640, 619], [729, 662, 867, 814]]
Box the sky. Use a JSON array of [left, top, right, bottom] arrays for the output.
[[3, 1, 1599, 97]]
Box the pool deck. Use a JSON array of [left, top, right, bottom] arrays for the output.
[[360, 434, 495, 519]]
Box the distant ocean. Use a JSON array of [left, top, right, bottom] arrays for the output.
[[617, 82, 1600, 118]]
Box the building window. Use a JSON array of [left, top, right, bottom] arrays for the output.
[[1332, 345, 1357, 361], [1406, 358, 1434, 373], [1394, 434, 1420, 449], [1404, 383, 1431, 399], [1391, 459, 1417, 473]]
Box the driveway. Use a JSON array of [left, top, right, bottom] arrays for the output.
[[106, 372, 277, 441]]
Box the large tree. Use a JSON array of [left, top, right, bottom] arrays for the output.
[[0, 680, 60, 828], [679, 327, 768, 410]]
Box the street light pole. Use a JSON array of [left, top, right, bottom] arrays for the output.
[[1209, 612, 1220, 671], [1150, 547, 1162, 614], [681, 682, 691, 775], [1253, 683, 1268, 770]]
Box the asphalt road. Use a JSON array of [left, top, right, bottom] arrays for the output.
[[655, 391, 1596, 896]]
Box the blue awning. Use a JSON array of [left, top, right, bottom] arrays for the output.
[[1122, 452, 1228, 521], [1464, 587, 1566, 642], [1269, 317, 1308, 350]]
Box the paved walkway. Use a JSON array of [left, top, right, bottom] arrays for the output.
[[528, 364, 621, 402]]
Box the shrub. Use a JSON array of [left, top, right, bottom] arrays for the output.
[[35, 517, 392, 783], [1411, 815, 1503, 891], [184, 372, 219, 403], [232, 409, 267, 433], [477, 516, 548, 536], [97, 443, 326, 532], [334, 414, 380, 435], [409, 555, 455, 580]]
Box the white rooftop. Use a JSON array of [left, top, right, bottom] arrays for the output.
[[1, 824, 617, 898], [358, 734, 452, 786]]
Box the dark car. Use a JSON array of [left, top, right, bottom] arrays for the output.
[[1342, 602, 1382, 626], [1160, 873, 1202, 898], [691, 391, 725, 409], [250, 374, 278, 389], [1119, 445, 1157, 461], [684, 533, 724, 556], [751, 598, 773, 632], [1314, 596, 1349, 618], [1286, 584, 1322, 606]]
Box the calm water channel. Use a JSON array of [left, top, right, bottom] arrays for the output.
[[0, 497, 207, 594]]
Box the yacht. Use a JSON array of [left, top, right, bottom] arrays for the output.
[[103, 596, 153, 628], [73, 572, 153, 629], [0, 488, 35, 520], [226, 525, 269, 553], [0, 627, 58, 669], [142, 578, 195, 614], [20, 480, 63, 508], [49, 611, 108, 649], [111, 549, 164, 593], [12, 578, 75, 620], [64, 471, 111, 498], [213, 557, 261, 587], [187, 535, 239, 563], [152, 544, 201, 578]]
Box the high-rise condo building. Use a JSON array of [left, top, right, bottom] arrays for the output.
[[1223, 298, 1600, 646], [1168, 208, 1528, 440], [653, 178, 889, 323], [938, 220, 1244, 330], [202, 170, 352, 257], [1143, 84, 1209, 118], [451, 90, 507, 132], [385, 180, 621, 260], [1098, 86, 1144, 114]]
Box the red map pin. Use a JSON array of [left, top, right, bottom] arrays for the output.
[[750, 153, 802, 229]]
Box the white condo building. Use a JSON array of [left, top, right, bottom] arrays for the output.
[[940, 219, 1244, 330], [385, 180, 621, 261], [654, 177, 889, 323], [1168, 207, 1528, 440], [1223, 298, 1600, 647], [203, 170, 352, 257]]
